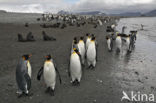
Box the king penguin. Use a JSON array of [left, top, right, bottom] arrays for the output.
[[37, 55, 62, 96], [125, 35, 130, 52], [86, 36, 97, 69], [69, 48, 82, 86], [78, 36, 86, 65], [106, 36, 112, 52], [16, 54, 32, 97], [115, 33, 122, 53], [86, 33, 91, 50]]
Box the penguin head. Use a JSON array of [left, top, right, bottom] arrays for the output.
[[73, 37, 77, 42], [106, 36, 109, 40], [80, 36, 84, 40], [117, 33, 120, 36], [91, 34, 95, 37], [74, 39, 78, 44], [22, 54, 31, 60], [91, 36, 96, 41], [45, 55, 52, 60], [86, 33, 90, 37], [73, 48, 80, 55]]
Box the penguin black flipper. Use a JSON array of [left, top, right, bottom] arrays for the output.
[[53, 60, 62, 84], [24, 73, 31, 90], [37, 67, 43, 81], [95, 41, 98, 62], [55, 67, 62, 84], [68, 61, 71, 77]]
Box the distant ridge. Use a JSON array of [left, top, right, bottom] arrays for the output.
[[109, 12, 142, 17], [77, 11, 106, 15], [57, 10, 106, 16], [0, 10, 7, 13], [57, 10, 71, 15], [144, 10, 156, 16]]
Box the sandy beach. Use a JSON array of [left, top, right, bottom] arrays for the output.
[[0, 13, 156, 103]]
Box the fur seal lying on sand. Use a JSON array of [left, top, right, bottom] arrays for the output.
[[42, 31, 56, 41]]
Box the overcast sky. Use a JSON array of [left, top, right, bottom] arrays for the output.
[[0, 0, 155, 13]]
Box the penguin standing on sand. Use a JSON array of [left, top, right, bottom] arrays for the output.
[[125, 35, 130, 52], [37, 55, 62, 96], [86, 36, 97, 69], [106, 36, 112, 52], [115, 33, 122, 53], [69, 48, 82, 85], [78, 36, 86, 65], [16, 54, 32, 97], [86, 33, 91, 50]]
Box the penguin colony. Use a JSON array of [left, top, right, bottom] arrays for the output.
[[16, 31, 137, 98], [16, 15, 131, 97], [16, 33, 98, 97]]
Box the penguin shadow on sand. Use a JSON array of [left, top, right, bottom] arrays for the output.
[[124, 52, 132, 63], [17, 32, 35, 42]]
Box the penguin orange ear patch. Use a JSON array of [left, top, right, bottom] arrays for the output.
[[73, 48, 76, 50]]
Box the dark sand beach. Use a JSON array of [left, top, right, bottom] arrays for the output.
[[0, 13, 156, 103]]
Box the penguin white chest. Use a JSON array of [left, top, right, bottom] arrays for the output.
[[27, 61, 32, 78], [107, 39, 111, 50], [126, 38, 130, 45], [125, 37, 130, 50], [116, 36, 122, 48], [87, 42, 96, 61], [78, 41, 85, 57], [86, 38, 91, 49], [43, 62, 56, 86], [70, 53, 81, 78]]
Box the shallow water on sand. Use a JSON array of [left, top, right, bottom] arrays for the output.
[[116, 17, 156, 42], [113, 17, 156, 97]]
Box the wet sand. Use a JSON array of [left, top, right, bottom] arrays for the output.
[[0, 14, 156, 103]]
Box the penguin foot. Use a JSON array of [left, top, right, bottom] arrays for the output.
[[17, 92, 33, 98], [26, 92, 33, 97], [108, 50, 112, 52], [88, 65, 94, 69], [49, 89, 54, 96], [72, 79, 80, 86], [88, 65, 92, 69]]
